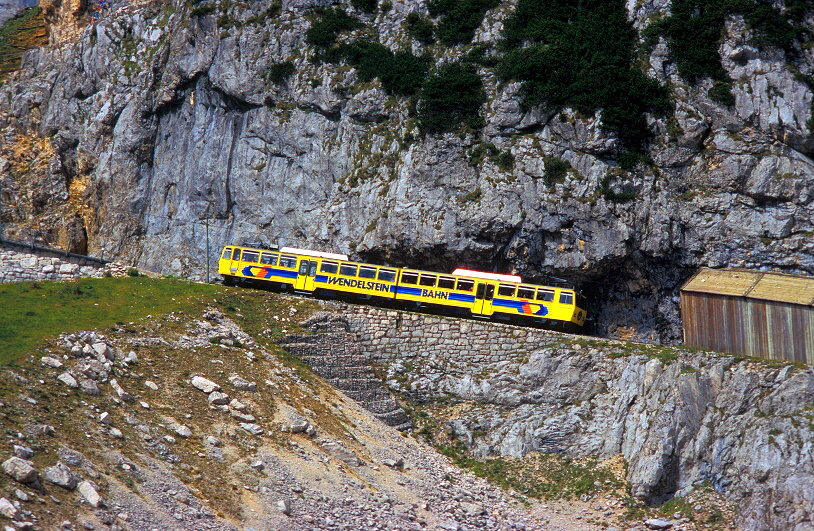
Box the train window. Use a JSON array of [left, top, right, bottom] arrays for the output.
[[279, 255, 297, 268], [560, 292, 574, 305], [401, 272, 418, 285], [456, 279, 474, 292], [242, 251, 259, 263], [419, 274, 437, 287], [359, 267, 377, 279], [378, 269, 396, 282], [260, 253, 277, 266], [320, 261, 338, 274], [517, 286, 535, 299], [339, 264, 358, 277], [221, 248, 232, 260], [232, 250, 242, 261], [497, 284, 516, 297], [438, 277, 455, 289], [577, 294, 587, 308], [536, 289, 554, 302]]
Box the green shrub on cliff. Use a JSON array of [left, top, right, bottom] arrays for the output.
[[329, 40, 430, 95], [498, 0, 671, 151], [416, 62, 486, 134], [406, 13, 435, 44], [427, 0, 499, 45], [306, 7, 362, 48]]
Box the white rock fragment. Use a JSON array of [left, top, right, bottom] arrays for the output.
[[228, 375, 257, 392], [109, 379, 133, 402], [240, 423, 264, 435], [175, 425, 193, 438], [228, 398, 246, 411], [276, 499, 292, 515], [144, 381, 158, 391], [77, 481, 103, 508], [250, 459, 264, 471], [139, 401, 150, 410], [208, 391, 230, 405], [99, 412, 112, 425], [206, 436, 221, 447], [191, 376, 220, 393], [109, 428, 123, 439], [12, 446, 33, 459], [44, 463, 77, 490], [57, 372, 78, 388], [0, 498, 17, 519], [1, 457, 38, 484], [40, 356, 63, 369]]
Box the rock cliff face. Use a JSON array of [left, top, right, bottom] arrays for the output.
[[0, 0, 813, 342], [374, 330, 814, 531]]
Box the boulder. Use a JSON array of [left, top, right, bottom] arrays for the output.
[[208, 391, 230, 405], [321, 441, 363, 467], [40, 356, 63, 369], [0, 497, 17, 519], [99, 412, 112, 425], [2, 457, 38, 484], [77, 481, 103, 507], [91, 342, 114, 361], [144, 381, 158, 391], [79, 378, 100, 396], [230, 410, 255, 423], [44, 462, 77, 490], [12, 446, 33, 459], [191, 376, 220, 393], [276, 499, 291, 515], [57, 372, 79, 388], [229, 399, 247, 411], [644, 519, 673, 530], [240, 423, 264, 435], [174, 425, 192, 438], [228, 375, 257, 392], [290, 419, 310, 434]]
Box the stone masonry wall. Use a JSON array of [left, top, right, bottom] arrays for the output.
[[0, 242, 126, 283], [332, 303, 572, 364]]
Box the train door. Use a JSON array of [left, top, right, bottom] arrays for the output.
[[295, 258, 318, 292], [229, 248, 242, 277], [473, 282, 496, 316]]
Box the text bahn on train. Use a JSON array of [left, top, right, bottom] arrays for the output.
[[218, 245, 587, 329]]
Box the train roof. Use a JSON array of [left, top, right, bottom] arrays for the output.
[[278, 247, 349, 260], [451, 269, 523, 283]]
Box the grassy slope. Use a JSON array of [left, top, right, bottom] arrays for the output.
[[0, 6, 47, 81], [0, 277, 225, 362]]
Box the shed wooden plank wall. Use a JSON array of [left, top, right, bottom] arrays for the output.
[[681, 292, 814, 364]]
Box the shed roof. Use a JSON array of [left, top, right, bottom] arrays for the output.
[[681, 268, 814, 307]]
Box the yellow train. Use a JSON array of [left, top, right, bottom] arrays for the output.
[[218, 245, 587, 329]]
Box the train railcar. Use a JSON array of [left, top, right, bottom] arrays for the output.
[[218, 245, 587, 328]]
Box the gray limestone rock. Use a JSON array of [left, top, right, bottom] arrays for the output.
[[191, 376, 220, 393], [57, 372, 78, 388], [228, 375, 257, 392], [77, 480, 103, 508], [109, 379, 133, 402], [2, 457, 38, 484], [208, 391, 230, 405], [321, 441, 362, 467], [0, 497, 17, 519], [44, 462, 77, 490]]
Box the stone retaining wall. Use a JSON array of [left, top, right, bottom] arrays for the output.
[[0, 243, 126, 283], [332, 303, 574, 364]]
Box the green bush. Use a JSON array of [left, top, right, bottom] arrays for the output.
[[265, 61, 296, 84], [306, 8, 362, 48], [427, 0, 499, 45], [417, 62, 486, 134], [351, 0, 377, 12], [646, 0, 810, 106], [542, 156, 570, 185], [330, 40, 430, 95], [498, 0, 671, 150], [190, 3, 216, 16], [406, 13, 435, 44]]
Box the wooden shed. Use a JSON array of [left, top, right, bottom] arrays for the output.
[[680, 268, 814, 364]]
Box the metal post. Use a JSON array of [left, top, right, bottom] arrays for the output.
[[205, 219, 210, 284]]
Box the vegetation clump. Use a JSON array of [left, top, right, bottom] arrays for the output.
[[645, 0, 812, 106], [306, 7, 362, 48], [469, 143, 514, 170], [428, 0, 499, 45], [0, 6, 46, 81], [498, 0, 671, 151], [542, 156, 571, 185], [328, 40, 430, 95], [188, 0, 216, 17], [406, 12, 435, 44], [416, 62, 486, 134], [265, 60, 296, 85], [351, 0, 378, 13]]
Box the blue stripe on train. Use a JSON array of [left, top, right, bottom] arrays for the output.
[[492, 298, 548, 316], [449, 294, 475, 303], [397, 287, 423, 297], [242, 266, 298, 279], [315, 275, 328, 283]]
